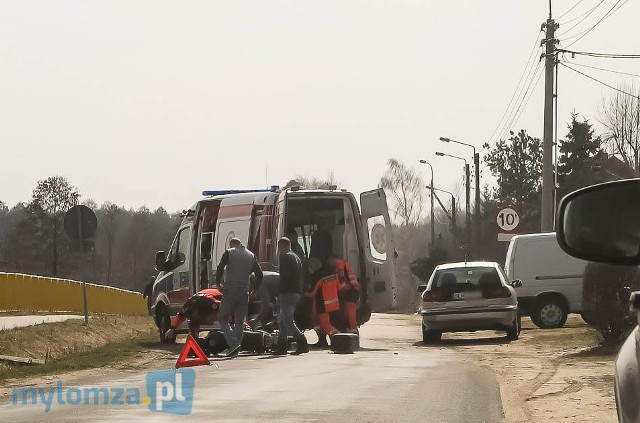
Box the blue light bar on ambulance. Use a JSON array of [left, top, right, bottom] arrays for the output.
[[202, 186, 280, 196]]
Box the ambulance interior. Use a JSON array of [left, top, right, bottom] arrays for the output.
[[285, 196, 362, 279]]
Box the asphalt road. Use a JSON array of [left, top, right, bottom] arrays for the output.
[[0, 314, 505, 422], [0, 314, 83, 330]]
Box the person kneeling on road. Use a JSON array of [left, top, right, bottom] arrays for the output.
[[306, 257, 331, 347], [328, 254, 361, 335], [165, 288, 223, 341], [274, 237, 309, 356], [306, 259, 342, 340]]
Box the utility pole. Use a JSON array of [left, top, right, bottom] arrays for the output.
[[451, 197, 457, 254], [541, 8, 558, 232], [419, 160, 435, 246], [473, 152, 480, 249], [430, 173, 435, 246], [464, 163, 471, 249], [439, 137, 480, 257]]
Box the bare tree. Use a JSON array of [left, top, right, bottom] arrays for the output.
[[600, 85, 640, 171], [284, 172, 340, 189], [379, 158, 424, 227]]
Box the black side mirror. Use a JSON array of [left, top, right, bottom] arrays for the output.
[[557, 179, 640, 265], [417, 284, 428, 293], [630, 292, 640, 313], [511, 280, 523, 288], [155, 251, 167, 272]]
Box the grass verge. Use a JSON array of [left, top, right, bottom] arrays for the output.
[[0, 336, 156, 384], [0, 315, 157, 384]]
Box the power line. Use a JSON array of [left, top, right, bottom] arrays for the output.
[[557, 0, 587, 20], [565, 0, 630, 47], [560, 59, 640, 77], [561, 0, 628, 41], [558, 49, 640, 59], [560, 62, 640, 98], [497, 62, 545, 143], [484, 30, 543, 145], [559, 0, 605, 25], [496, 57, 544, 144], [557, 0, 605, 36]]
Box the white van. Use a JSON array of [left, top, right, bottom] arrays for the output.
[[505, 232, 588, 328]]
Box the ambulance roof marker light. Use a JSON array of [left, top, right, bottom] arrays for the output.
[[327, 185, 338, 191], [341, 188, 347, 192]]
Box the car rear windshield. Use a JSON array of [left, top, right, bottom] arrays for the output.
[[432, 267, 502, 290]]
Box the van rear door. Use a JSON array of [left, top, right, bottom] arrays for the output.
[[360, 189, 397, 311]]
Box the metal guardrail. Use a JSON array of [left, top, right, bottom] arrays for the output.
[[0, 273, 147, 316]]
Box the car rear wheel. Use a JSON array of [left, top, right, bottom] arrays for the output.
[[531, 298, 568, 329], [158, 307, 175, 344], [506, 314, 521, 341], [422, 325, 442, 343]]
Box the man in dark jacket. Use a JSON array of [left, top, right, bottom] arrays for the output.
[[274, 237, 309, 355]]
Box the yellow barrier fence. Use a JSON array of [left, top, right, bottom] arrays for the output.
[[0, 273, 148, 316]]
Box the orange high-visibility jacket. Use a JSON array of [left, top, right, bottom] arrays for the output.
[[307, 274, 341, 313], [336, 259, 360, 291]]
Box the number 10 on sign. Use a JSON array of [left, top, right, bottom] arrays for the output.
[[496, 207, 520, 232]]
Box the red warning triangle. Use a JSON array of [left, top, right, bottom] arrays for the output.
[[176, 335, 210, 368]]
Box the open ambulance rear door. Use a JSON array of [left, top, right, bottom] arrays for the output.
[[360, 188, 397, 311]]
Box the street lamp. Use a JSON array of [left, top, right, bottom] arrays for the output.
[[440, 136, 481, 254], [430, 186, 457, 251], [436, 151, 471, 251], [419, 160, 435, 247]]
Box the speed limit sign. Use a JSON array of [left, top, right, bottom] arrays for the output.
[[496, 206, 521, 232]]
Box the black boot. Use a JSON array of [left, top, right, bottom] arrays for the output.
[[311, 332, 329, 348], [272, 339, 288, 356], [291, 336, 309, 355]]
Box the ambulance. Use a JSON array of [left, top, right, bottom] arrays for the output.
[[150, 186, 397, 342]]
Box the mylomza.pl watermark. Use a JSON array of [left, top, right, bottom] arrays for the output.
[[11, 368, 195, 415]]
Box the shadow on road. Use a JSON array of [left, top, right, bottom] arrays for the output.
[[412, 336, 511, 348], [357, 347, 390, 352], [138, 341, 183, 353]]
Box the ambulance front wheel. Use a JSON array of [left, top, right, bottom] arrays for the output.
[[157, 306, 175, 344]]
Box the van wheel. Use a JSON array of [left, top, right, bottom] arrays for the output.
[[422, 324, 442, 343], [158, 307, 175, 344], [506, 314, 521, 341], [531, 298, 567, 329]]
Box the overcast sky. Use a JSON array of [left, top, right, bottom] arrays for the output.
[[2, 1, 639, 212]]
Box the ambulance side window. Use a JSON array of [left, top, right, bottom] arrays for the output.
[[174, 227, 191, 270], [167, 233, 179, 266]]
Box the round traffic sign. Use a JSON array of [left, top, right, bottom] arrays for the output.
[[496, 206, 520, 232], [64, 205, 98, 240]]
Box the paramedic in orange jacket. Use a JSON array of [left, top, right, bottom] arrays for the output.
[[305, 259, 341, 337], [165, 288, 222, 340], [328, 254, 361, 334]]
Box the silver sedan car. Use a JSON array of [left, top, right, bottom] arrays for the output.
[[418, 262, 521, 343]]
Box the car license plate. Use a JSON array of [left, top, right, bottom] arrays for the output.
[[452, 291, 482, 300]]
